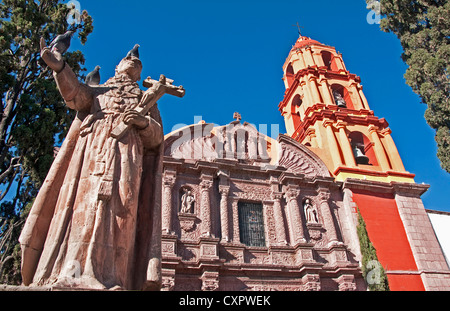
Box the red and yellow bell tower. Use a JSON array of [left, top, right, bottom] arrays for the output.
[[278, 35, 450, 291], [279, 35, 414, 183]]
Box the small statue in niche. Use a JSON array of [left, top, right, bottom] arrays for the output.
[[332, 90, 347, 108], [304, 198, 318, 224], [180, 188, 195, 213]]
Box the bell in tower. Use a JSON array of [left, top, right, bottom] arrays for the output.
[[351, 142, 370, 165], [332, 90, 347, 108]]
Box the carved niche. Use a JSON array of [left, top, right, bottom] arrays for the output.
[[178, 185, 199, 234]]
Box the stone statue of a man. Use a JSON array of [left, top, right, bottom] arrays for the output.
[[19, 39, 166, 290], [180, 189, 195, 214]]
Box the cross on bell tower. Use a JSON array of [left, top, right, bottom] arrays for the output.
[[278, 35, 414, 183], [292, 22, 304, 36]]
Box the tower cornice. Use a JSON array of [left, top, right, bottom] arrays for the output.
[[291, 104, 388, 143], [279, 67, 361, 112]]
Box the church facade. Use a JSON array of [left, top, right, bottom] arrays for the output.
[[159, 36, 450, 291]]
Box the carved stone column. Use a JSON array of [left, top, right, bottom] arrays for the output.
[[336, 121, 356, 167], [349, 82, 364, 110], [219, 185, 230, 242], [162, 172, 176, 234], [323, 120, 343, 168], [285, 186, 305, 244], [271, 192, 287, 245], [358, 85, 369, 109], [231, 197, 240, 243], [380, 128, 406, 171], [317, 189, 339, 245], [308, 76, 322, 104], [318, 77, 333, 106], [300, 81, 313, 107], [200, 176, 213, 237], [368, 125, 391, 171]]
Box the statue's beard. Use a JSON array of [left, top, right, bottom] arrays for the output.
[[115, 70, 141, 82]]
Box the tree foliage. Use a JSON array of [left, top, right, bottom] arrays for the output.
[[0, 0, 93, 284], [356, 209, 390, 291], [370, 0, 450, 173]]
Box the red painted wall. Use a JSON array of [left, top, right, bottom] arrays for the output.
[[352, 189, 425, 291]]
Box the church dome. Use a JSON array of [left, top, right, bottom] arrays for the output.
[[292, 36, 324, 50]]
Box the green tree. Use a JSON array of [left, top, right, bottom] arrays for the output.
[[0, 0, 93, 284], [356, 209, 390, 291], [367, 0, 450, 173]]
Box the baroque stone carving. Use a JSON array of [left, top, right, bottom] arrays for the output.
[[20, 41, 184, 290], [277, 135, 330, 177], [201, 271, 219, 291], [178, 213, 198, 232]]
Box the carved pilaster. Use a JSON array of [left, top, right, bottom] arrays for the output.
[[368, 124, 390, 171], [271, 192, 287, 245], [162, 172, 176, 234], [317, 189, 339, 245], [200, 176, 213, 237], [231, 197, 240, 243], [285, 186, 305, 244], [219, 185, 230, 242], [323, 120, 343, 168]]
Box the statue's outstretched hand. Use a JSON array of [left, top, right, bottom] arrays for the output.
[[40, 37, 64, 72]]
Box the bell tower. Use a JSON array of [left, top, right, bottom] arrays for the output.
[[277, 35, 450, 291], [279, 35, 414, 183]]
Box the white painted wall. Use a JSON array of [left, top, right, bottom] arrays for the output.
[[427, 211, 450, 268]]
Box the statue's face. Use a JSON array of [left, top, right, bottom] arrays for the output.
[[116, 56, 142, 81]]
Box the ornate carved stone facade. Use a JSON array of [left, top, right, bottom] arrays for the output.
[[160, 120, 364, 291]]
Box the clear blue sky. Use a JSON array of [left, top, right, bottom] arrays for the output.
[[69, 0, 450, 212]]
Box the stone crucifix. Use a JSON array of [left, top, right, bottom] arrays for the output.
[[111, 75, 185, 139]]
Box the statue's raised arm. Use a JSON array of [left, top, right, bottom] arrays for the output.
[[40, 37, 93, 112]]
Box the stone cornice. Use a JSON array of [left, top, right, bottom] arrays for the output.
[[342, 178, 429, 196]]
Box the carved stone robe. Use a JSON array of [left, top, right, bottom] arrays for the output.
[[19, 64, 163, 290]]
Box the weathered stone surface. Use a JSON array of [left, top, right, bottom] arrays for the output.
[[18, 41, 184, 290]]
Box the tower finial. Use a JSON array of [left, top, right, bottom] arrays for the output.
[[292, 22, 304, 37], [233, 112, 242, 122]]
